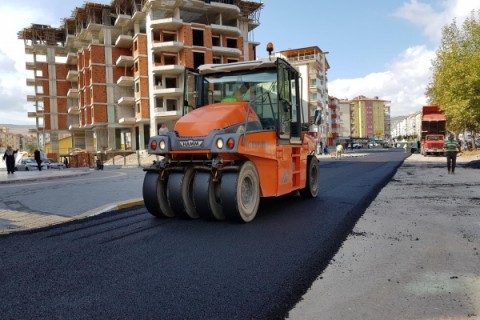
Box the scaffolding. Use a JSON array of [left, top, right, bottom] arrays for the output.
[[17, 24, 66, 46]]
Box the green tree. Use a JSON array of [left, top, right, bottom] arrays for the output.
[[426, 10, 480, 139]]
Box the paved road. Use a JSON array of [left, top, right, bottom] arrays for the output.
[[0, 150, 408, 319], [2, 151, 477, 319]]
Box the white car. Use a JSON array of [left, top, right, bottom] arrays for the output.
[[43, 158, 66, 169], [15, 158, 47, 171]]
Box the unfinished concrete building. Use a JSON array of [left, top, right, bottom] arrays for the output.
[[18, 0, 263, 157]]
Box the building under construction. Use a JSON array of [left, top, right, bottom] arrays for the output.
[[18, 0, 263, 157]]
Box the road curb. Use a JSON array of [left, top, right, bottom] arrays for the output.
[[0, 198, 145, 236]]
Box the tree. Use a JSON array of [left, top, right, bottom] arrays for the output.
[[426, 10, 480, 140]]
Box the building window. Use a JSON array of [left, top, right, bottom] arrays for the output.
[[152, 30, 160, 42], [212, 36, 220, 46], [156, 97, 164, 109], [166, 99, 176, 111], [134, 40, 138, 51], [134, 61, 139, 72], [163, 32, 176, 42], [165, 77, 177, 89], [226, 38, 237, 48], [154, 76, 162, 88], [193, 29, 204, 46], [193, 52, 205, 69], [226, 58, 237, 63], [136, 102, 140, 114], [164, 55, 177, 65], [135, 82, 140, 93]]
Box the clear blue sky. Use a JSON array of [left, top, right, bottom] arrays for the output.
[[1, 0, 479, 124]]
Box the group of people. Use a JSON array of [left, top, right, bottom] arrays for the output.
[[2, 147, 46, 173]]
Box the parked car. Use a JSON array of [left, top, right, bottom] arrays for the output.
[[43, 158, 66, 169], [15, 158, 47, 171], [352, 143, 363, 149], [476, 139, 480, 148]]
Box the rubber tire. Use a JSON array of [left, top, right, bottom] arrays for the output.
[[166, 168, 199, 219], [143, 172, 175, 218], [167, 172, 190, 219], [299, 156, 320, 198], [220, 161, 260, 223], [181, 167, 200, 219], [193, 172, 225, 221]]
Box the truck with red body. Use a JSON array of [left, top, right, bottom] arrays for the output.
[[421, 105, 446, 156]]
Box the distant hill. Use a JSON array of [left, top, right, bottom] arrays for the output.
[[0, 124, 36, 136]]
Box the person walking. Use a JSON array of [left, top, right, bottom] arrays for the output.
[[336, 143, 344, 160], [444, 134, 460, 174], [2, 146, 18, 174], [34, 149, 42, 171]]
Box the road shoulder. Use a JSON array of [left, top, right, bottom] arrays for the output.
[[288, 156, 480, 319]]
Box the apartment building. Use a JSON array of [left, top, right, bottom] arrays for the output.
[[350, 95, 391, 140], [331, 98, 352, 142], [0, 128, 21, 151], [274, 47, 330, 147], [18, 0, 263, 156]]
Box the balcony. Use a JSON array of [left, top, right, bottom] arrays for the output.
[[118, 117, 137, 124], [66, 52, 77, 65], [116, 55, 134, 67], [27, 95, 42, 102], [25, 62, 36, 70], [66, 70, 79, 82], [154, 108, 182, 118], [66, 34, 76, 47], [151, 17, 183, 30], [68, 106, 80, 114], [28, 112, 37, 118], [26, 78, 41, 86], [132, 9, 145, 21], [69, 123, 80, 130], [118, 96, 135, 107], [211, 24, 240, 36], [115, 14, 131, 27], [117, 76, 135, 87], [115, 34, 133, 48], [151, 41, 184, 53], [152, 64, 185, 75], [211, 46, 241, 57], [67, 88, 79, 98], [153, 87, 183, 97]]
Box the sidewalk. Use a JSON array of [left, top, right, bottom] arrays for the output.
[[288, 152, 480, 319], [0, 166, 143, 235], [0, 167, 91, 184]]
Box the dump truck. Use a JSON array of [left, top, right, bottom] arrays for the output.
[[143, 57, 320, 223], [421, 105, 446, 156]]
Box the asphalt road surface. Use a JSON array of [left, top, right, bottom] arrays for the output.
[[0, 151, 408, 319]]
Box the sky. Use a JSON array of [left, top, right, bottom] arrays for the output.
[[1, 0, 479, 125]]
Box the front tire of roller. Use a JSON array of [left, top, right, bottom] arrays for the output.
[[143, 172, 175, 218], [221, 161, 260, 223], [193, 172, 224, 220]]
